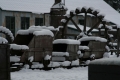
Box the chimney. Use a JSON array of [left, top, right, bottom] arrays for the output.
[[54, 0, 61, 5]]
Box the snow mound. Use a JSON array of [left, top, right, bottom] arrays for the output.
[[0, 37, 8, 44]]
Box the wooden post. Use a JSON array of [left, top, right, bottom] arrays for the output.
[[70, 18, 82, 32], [117, 28, 120, 57], [84, 12, 87, 32], [87, 20, 100, 35]]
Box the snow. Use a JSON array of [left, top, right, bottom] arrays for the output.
[[79, 53, 84, 58], [0, 37, 8, 44], [53, 39, 80, 44], [68, 25, 98, 31], [79, 36, 107, 42], [71, 59, 79, 66], [77, 50, 81, 54], [52, 52, 69, 57], [85, 60, 91, 65], [10, 44, 29, 50], [0, 0, 120, 26], [28, 56, 34, 62], [31, 63, 44, 68], [52, 57, 65, 61], [76, 7, 81, 11], [44, 55, 51, 60], [103, 52, 117, 58], [61, 19, 67, 23], [52, 2, 68, 10], [105, 45, 110, 52], [109, 42, 117, 46], [10, 56, 20, 62], [48, 62, 60, 67], [23, 64, 30, 69], [90, 54, 95, 58], [65, 14, 70, 18], [17, 26, 56, 36], [17, 30, 29, 35], [33, 30, 54, 37], [79, 46, 89, 50], [0, 26, 14, 41], [60, 61, 71, 66], [11, 67, 88, 80], [90, 58, 120, 66]]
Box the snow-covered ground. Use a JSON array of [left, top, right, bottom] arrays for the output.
[[11, 67, 88, 80]]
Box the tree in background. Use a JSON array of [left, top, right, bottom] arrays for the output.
[[104, 0, 120, 13]]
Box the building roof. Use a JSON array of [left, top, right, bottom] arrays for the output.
[[0, 0, 120, 26]]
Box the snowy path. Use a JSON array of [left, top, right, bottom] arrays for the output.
[[11, 67, 88, 80]]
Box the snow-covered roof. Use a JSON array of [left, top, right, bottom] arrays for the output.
[[0, 0, 120, 26], [53, 39, 80, 44]]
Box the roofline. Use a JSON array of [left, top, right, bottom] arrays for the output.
[[1, 9, 47, 14]]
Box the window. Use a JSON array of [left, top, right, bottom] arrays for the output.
[[21, 17, 29, 29], [6, 16, 15, 36], [35, 18, 43, 26], [79, 19, 84, 25]]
